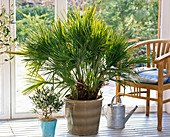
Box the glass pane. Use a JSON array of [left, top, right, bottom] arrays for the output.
[[15, 56, 32, 113], [16, 0, 55, 113], [67, 0, 159, 107], [68, 0, 158, 40], [95, 0, 159, 40], [95, 0, 159, 106]]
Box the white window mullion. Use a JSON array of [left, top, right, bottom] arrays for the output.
[[55, 0, 67, 21], [0, 57, 10, 119], [0, 0, 11, 119]]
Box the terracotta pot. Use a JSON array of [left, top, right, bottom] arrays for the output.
[[65, 98, 103, 136]]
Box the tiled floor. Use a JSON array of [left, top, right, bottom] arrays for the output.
[[0, 113, 170, 137]]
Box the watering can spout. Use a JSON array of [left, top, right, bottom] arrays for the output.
[[124, 105, 138, 124]]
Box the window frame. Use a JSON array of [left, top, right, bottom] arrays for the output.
[[0, 0, 166, 119]]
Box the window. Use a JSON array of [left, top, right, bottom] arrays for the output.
[[12, 0, 56, 118], [67, 0, 159, 40], [0, 0, 65, 119], [0, 0, 161, 119]]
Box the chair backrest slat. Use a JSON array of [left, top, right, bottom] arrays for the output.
[[152, 43, 156, 67], [165, 43, 170, 53], [157, 42, 161, 57], [161, 43, 166, 56], [133, 39, 170, 71], [147, 43, 150, 67]]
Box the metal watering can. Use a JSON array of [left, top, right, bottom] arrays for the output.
[[103, 95, 138, 129]]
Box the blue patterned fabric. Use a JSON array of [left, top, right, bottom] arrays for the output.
[[136, 69, 170, 84]]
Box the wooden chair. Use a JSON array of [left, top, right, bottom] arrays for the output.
[[116, 39, 170, 131]]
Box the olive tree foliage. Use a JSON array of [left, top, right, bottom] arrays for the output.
[[29, 87, 63, 120], [0, 7, 16, 62]]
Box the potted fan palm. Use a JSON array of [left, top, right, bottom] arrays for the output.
[[29, 86, 63, 137], [13, 6, 149, 136]]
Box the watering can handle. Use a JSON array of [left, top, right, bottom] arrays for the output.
[[102, 105, 107, 119], [111, 95, 122, 106]]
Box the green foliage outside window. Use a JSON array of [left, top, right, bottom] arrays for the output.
[[16, 4, 54, 43], [94, 0, 159, 40], [16, 0, 159, 43]]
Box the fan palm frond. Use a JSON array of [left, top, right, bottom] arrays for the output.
[[15, 6, 150, 100]]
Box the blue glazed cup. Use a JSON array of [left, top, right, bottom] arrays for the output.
[[41, 119, 57, 137]]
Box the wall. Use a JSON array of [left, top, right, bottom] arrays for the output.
[[160, 0, 170, 113]]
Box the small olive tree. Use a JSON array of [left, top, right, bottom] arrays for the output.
[[29, 87, 64, 120]]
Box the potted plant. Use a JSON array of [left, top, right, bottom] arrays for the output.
[[29, 86, 63, 137], [13, 6, 149, 136]]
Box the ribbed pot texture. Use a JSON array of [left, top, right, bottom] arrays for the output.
[[65, 98, 103, 136]]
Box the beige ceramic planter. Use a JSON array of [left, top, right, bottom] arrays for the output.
[[65, 98, 103, 136]]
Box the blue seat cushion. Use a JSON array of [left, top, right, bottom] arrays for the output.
[[130, 69, 170, 85]]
